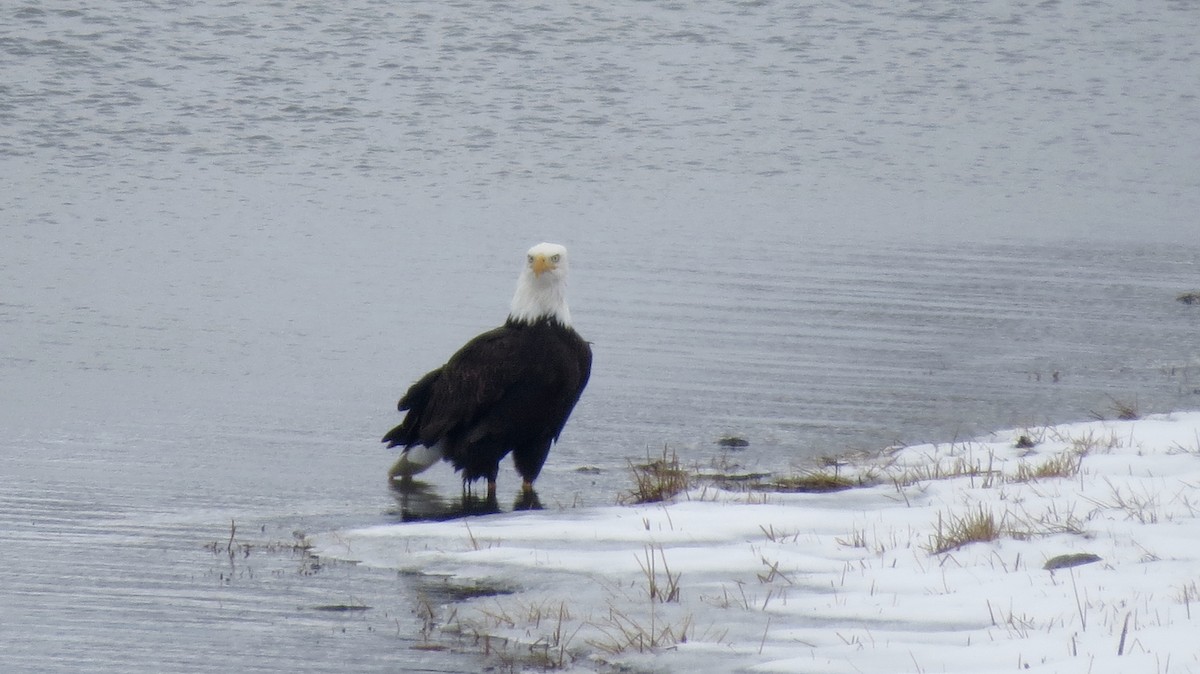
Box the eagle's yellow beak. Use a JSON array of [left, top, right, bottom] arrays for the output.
[[532, 254, 553, 276]]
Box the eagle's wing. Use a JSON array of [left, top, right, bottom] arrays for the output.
[[407, 325, 528, 445]]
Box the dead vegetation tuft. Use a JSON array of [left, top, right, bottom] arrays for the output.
[[1090, 395, 1140, 421], [620, 447, 690, 504], [756, 470, 861, 493], [1012, 451, 1083, 482], [925, 506, 1022, 554]]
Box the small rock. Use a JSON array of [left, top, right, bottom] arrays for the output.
[[717, 435, 750, 448], [1177, 291, 1200, 305], [1043, 553, 1102, 570]]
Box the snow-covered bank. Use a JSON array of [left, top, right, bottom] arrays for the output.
[[312, 412, 1200, 673]]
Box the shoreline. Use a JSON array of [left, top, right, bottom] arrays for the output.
[[314, 410, 1200, 673]]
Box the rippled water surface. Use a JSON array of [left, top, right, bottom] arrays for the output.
[[3, 1, 1199, 671]]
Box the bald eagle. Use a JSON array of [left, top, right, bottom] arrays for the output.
[[383, 242, 592, 499]]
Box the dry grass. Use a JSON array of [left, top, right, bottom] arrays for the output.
[[637, 544, 682, 603], [434, 542, 693, 666], [1011, 451, 1083, 482], [925, 506, 1028, 554], [586, 603, 693, 655], [756, 470, 860, 493], [1023, 499, 1090, 537], [1045, 427, 1124, 456], [204, 519, 321, 579], [891, 450, 1001, 489], [836, 529, 869, 549], [442, 597, 583, 670], [1178, 581, 1199, 620], [926, 496, 1099, 554], [630, 426, 1099, 502], [1090, 395, 1140, 421], [1084, 478, 1164, 525], [620, 447, 690, 504]]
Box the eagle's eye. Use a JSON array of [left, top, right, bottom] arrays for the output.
[[550, 254, 561, 263], [527, 255, 534, 264]]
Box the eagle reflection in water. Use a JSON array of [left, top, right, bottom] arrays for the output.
[[387, 478, 543, 522]]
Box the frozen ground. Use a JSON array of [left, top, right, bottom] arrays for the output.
[[313, 411, 1200, 673]]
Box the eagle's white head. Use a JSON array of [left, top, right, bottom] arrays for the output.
[[509, 242, 573, 326]]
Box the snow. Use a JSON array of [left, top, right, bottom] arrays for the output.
[[312, 411, 1200, 672]]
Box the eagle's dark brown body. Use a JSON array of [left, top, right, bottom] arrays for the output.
[[383, 317, 592, 490]]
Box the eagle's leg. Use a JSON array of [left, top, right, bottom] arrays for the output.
[[521, 480, 535, 494], [387, 459, 414, 484], [486, 480, 497, 500]]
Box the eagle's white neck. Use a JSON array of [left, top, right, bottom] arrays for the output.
[[509, 267, 572, 327]]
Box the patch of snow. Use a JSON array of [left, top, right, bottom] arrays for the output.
[[312, 412, 1200, 672]]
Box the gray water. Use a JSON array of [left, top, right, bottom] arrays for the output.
[[3, 1, 1199, 671]]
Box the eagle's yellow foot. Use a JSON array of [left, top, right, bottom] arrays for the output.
[[386, 458, 404, 482]]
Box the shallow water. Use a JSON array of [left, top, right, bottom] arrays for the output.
[[3, 0, 1199, 671]]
